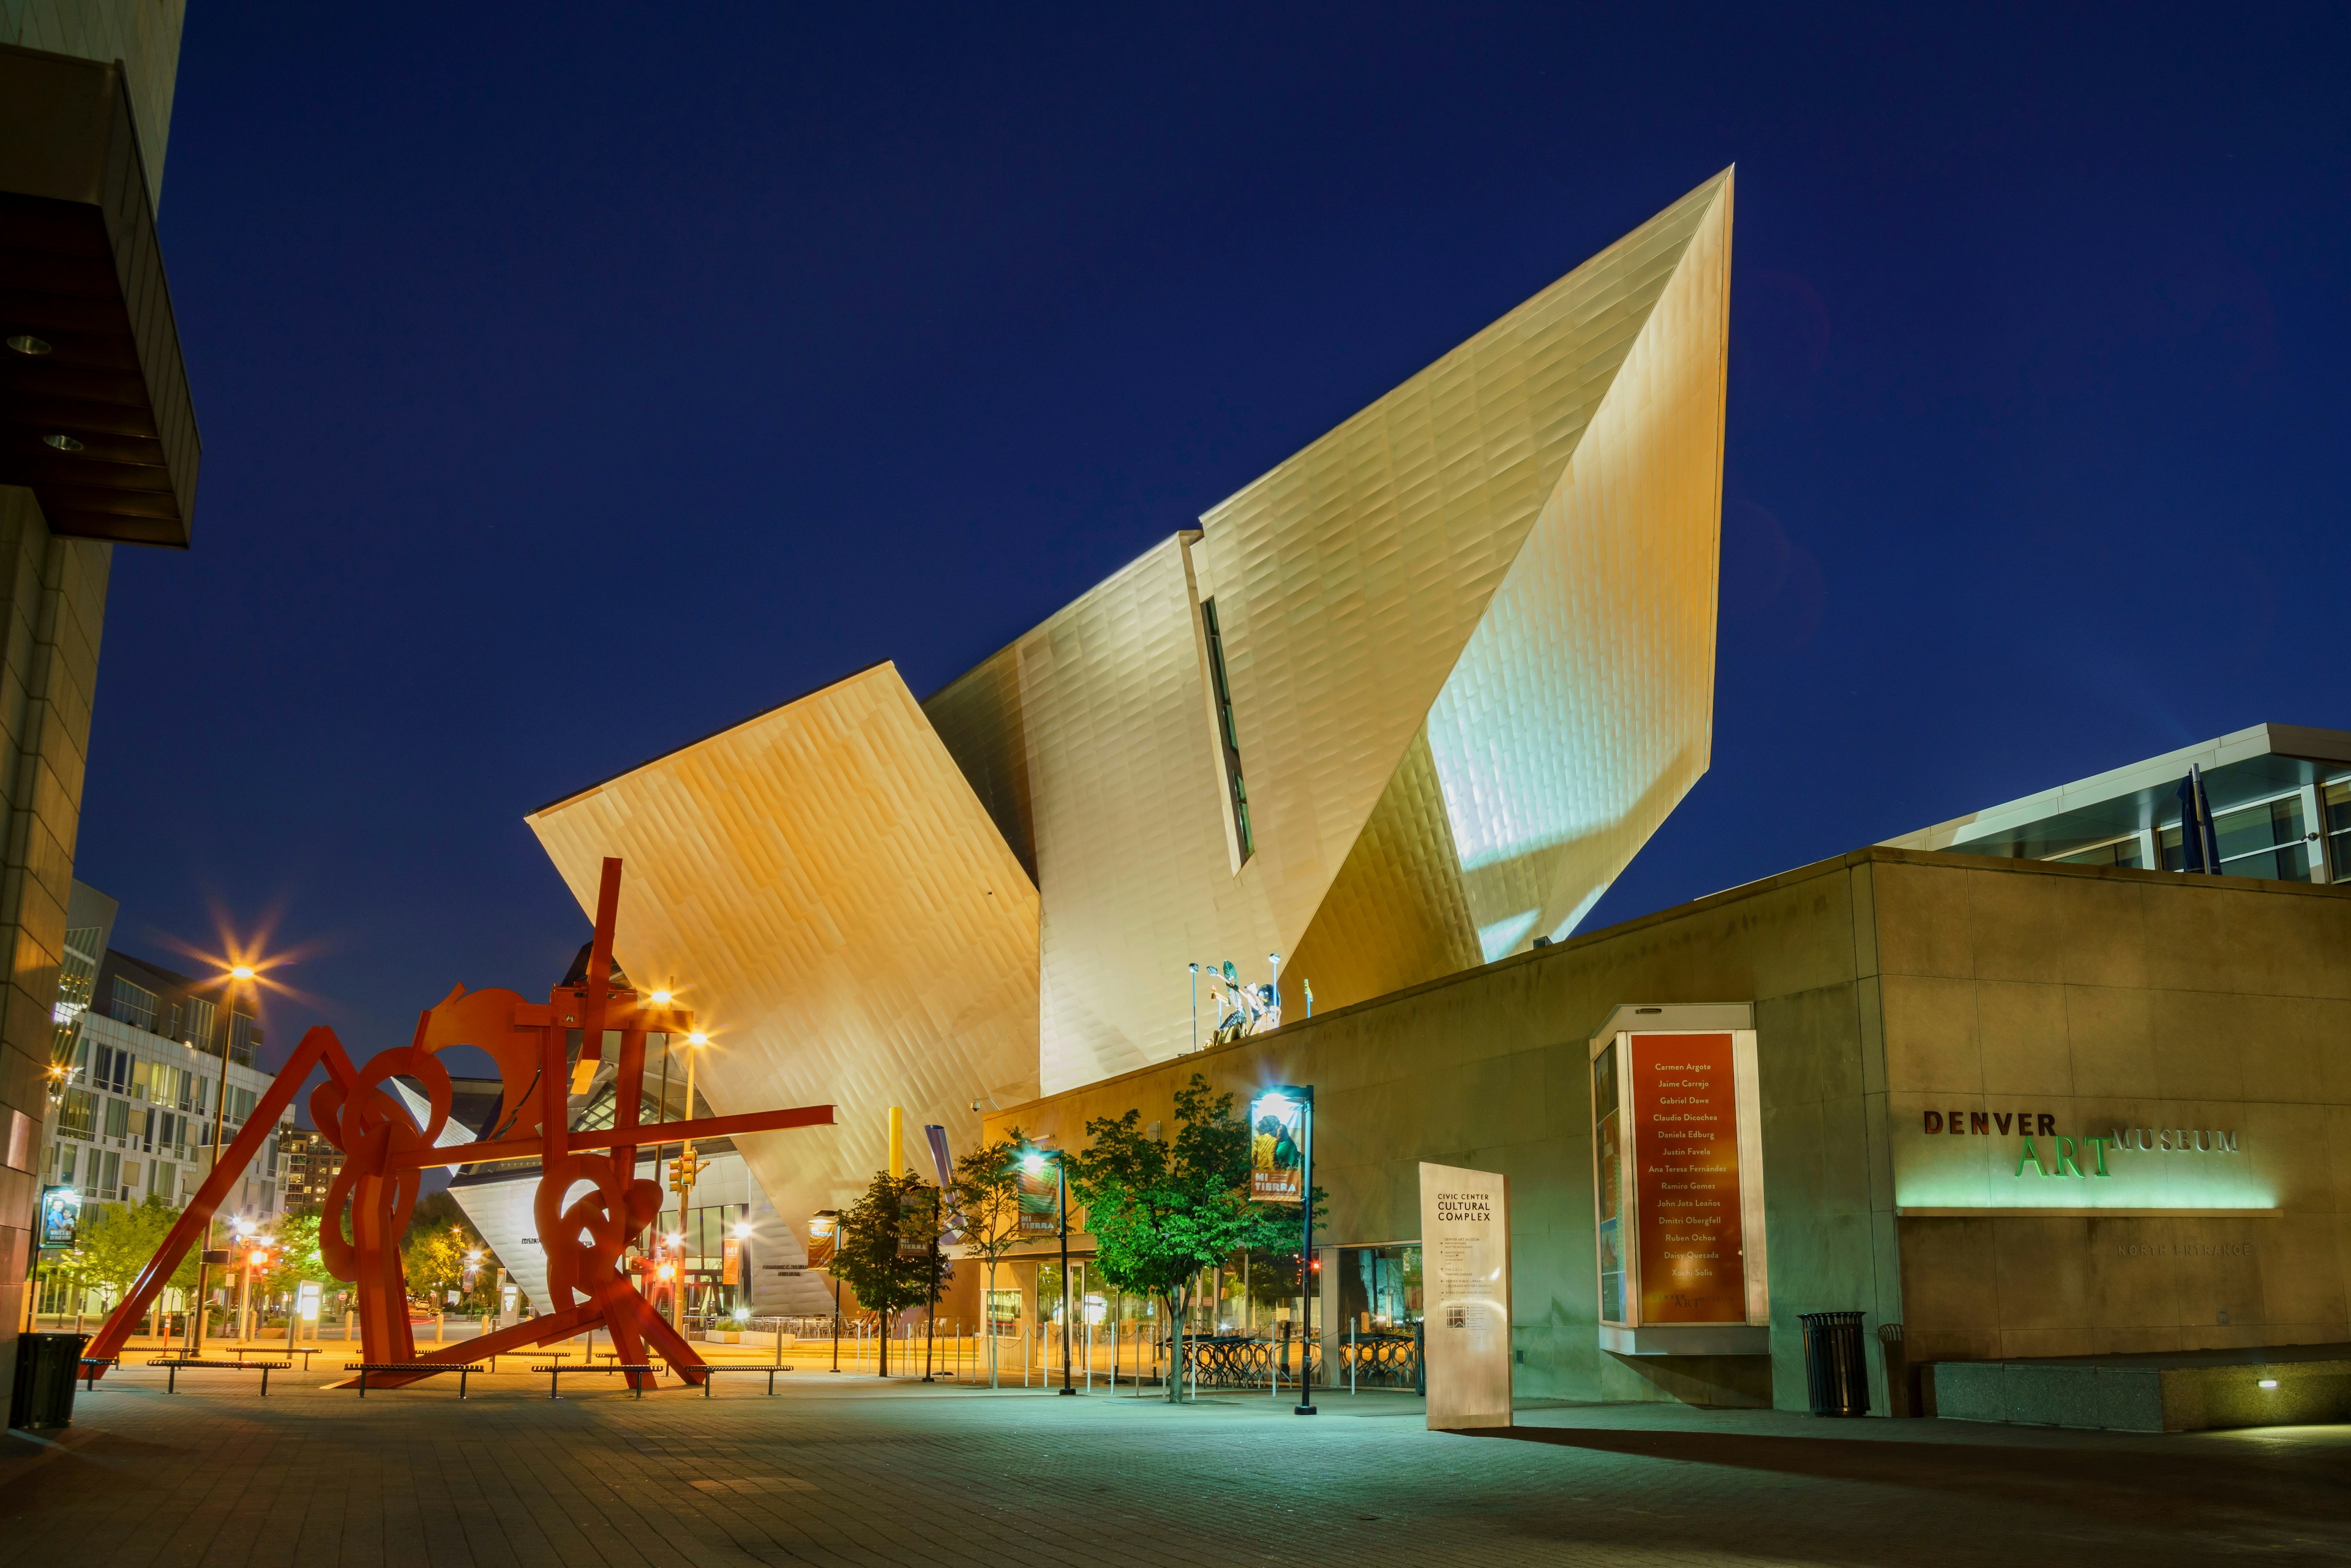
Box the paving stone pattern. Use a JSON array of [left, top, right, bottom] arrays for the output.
[[0, 1371, 2345, 1567]]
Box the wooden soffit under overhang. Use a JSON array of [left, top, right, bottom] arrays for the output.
[[0, 43, 200, 548]]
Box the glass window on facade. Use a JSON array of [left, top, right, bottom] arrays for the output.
[[2327, 781, 2351, 882], [2215, 797, 2309, 881], [2162, 796, 2311, 880], [109, 977, 158, 1032], [58, 1087, 96, 1139], [55, 1142, 75, 1185], [103, 1098, 129, 1139], [1337, 1243, 1423, 1330], [1593, 1041, 1625, 1323], [228, 1011, 258, 1066], [1199, 598, 1254, 863], [2052, 837, 2142, 868], [182, 995, 215, 1052]]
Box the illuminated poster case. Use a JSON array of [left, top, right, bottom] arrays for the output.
[[1588, 1003, 1768, 1356]]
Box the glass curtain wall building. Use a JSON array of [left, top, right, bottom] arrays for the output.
[[1883, 723, 2351, 884]]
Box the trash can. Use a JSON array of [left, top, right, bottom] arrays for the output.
[[10, 1332, 88, 1431], [1799, 1311, 1869, 1417]]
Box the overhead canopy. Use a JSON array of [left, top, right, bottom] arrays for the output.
[[0, 43, 199, 547]]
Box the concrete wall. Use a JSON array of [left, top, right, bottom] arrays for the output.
[[985, 847, 1895, 1410], [984, 846, 2351, 1415], [1873, 856, 2351, 1368]]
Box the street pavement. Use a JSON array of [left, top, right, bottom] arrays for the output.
[[0, 1364, 2344, 1567]]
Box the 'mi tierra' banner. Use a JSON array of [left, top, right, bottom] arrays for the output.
[[1889, 1097, 2271, 1214]]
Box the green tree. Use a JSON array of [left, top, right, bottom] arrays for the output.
[[257, 1212, 337, 1302], [827, 1169, 951, 1376], [948, 1131, 1029, 1387], [58, 1196, 198, 1314], [1064, 1073, 1307, 1403]]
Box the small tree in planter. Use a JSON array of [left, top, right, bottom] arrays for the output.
[[949, 1132, 1030, 1388], [1065, 1073, 1302, 1403], [828, 1169, 951, 1377]]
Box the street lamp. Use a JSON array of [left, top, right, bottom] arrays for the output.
[[190, 961, 261, 1355], [811, 1209, 842, 1371], [670, 1030, 710, 1332]]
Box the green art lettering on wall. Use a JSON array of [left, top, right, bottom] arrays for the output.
[[2014, 1139, 2044, 1177], [2088, 1136, 2113, 1176], [2052, 1136, 2083, 1177]]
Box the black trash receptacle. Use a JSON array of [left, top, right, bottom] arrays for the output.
[[1799, 1311, 1869, 1417], [10, 1332, 87, 1431]]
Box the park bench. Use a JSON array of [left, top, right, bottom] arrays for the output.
[[77, 1356, 114, 1391], [530, 1362, 653, 1399], [697, 1365, 790, 1398], [345, 1362, 474, 1398], [145, 1356, 288, 1395]]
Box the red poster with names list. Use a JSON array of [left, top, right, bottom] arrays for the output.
[[1628, 1032, 1745, 1324]]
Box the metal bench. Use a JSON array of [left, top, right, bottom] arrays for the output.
[[698, 1364, 790, 1398], [145, 1357, 288, 1395], [345, 1362, 474, 1398], [77, 1356, 114, 1392], [528, 1362, 653, 1399]]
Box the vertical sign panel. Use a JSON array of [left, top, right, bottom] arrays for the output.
[[1628, 1032, 1745, 1324], [1418, 1161, 1510, 1430], [1591, 1046, 1625, 1324], [1248, 1090, 1306, 1201]]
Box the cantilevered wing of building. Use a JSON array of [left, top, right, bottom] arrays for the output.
[[928, 168, 1733, 1092], [529, 169, 1734, 1218]]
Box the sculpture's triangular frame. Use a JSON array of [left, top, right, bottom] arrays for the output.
[[83, 858, 836, 1391]]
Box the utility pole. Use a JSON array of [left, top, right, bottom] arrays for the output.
[[1057, 1153, 1074, 1395], [1294, 1087, 1317, 1416], [190, 969, 251, 1354]]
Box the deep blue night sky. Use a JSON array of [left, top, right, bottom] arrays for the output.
[[77, 4, 2350, 1075]]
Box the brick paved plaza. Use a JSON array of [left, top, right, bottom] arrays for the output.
[[1, 1370, 2344, 1567]]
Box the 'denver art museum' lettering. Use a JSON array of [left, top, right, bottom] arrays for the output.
[[1918, 1111, 2244, 1180]]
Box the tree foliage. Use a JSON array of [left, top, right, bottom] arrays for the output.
[[1063, 1073, 1304, 1401], [828, 1169, 951, 1376], [57, 1196, 198, 1305]]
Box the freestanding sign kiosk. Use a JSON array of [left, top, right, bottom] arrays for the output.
[[1418, 1160, 1512, 1430], [1589, 1002, 1769, 1359]]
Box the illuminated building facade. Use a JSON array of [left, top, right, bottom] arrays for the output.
[[523, 174, 1735, 1300]]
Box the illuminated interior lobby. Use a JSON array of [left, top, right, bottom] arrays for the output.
[[465, 166, 2351, 1423]]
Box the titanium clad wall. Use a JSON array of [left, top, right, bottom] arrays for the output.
[[1190, 170, 1731, 958], [526, 663, 1040, 1308], [932, 171, 1733, 1088], [926, 539, 1283, 1092], [1425, 175, 1730, 956]]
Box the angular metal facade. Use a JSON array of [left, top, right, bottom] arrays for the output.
[[929, 169, 1733, 1092], [527, 663, 1041, 1302], [529, 168, 1734, 1201]]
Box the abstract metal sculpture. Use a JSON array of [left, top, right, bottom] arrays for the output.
[[82, 858, 833, 1390]]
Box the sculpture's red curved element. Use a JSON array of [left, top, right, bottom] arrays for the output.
[[80, 856, 835, 1393]]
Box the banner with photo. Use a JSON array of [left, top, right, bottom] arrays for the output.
[[806, 1212, 838, 1268], [1017, 1158, 1061, 1236], [1249, 1090, 1307, 1202], [898, 1187, 940, 1258], [36, 1185, 78, 1248]]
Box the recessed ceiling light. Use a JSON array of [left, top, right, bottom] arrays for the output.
[[6, 335, 51, 356], [42, 433, 84, 452]]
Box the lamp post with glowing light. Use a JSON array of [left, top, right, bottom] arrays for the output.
[[1022, 1147, 1074, 1395], [189, 963, 257, 1353], [667, 1029, 708, 1330]]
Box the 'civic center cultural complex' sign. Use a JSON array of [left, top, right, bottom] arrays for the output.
[[1891, 1098, 2271, 1215]]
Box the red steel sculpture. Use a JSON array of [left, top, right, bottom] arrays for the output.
[[82, 858, 831, 1390]]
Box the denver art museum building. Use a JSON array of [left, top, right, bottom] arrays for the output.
[[475, 168, 2351, 1419]]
